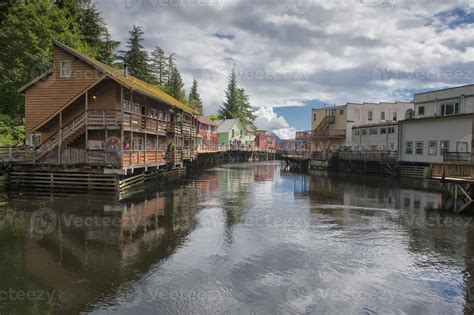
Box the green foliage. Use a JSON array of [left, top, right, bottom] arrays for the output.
[[218, 68, 240, 119], [150, 46, 168, 86], [165, 64, 186, 103], [119, 26, 154, 83], [207, 115, 219, 121], [0, 115, 24, 146], [218, 69, 255, 126], [188, 79, 204, 114], [0, 0, 118, 115]]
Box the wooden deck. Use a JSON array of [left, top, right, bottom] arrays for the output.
[[431, 163, 474, 182]]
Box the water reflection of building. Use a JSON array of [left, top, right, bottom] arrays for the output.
[[1, 175, 215, 314]]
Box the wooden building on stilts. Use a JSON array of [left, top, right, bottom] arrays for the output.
[[11, 41, 200, 192]]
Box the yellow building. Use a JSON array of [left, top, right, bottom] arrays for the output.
[[311, 102, 414, 152], [310, 106, 346, 152]]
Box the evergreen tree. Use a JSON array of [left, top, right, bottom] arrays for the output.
[[0, 0, 89, 115], [77, 0, 105, 50], [188, 79, 204, 114], [166, 67, 186, 103], [97, 30, 120, 65], [237, 88, 255, 126], [119, 26, 153, 82], [218, 69, 240, 119], [166, 53, 176, 85], [150, 47, 168, 85]]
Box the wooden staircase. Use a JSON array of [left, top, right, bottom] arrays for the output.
[[35, 111, 86, 161]]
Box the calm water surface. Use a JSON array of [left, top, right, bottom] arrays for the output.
[[0, 162, 473, 314]]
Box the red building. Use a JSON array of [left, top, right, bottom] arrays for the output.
[[257, 131, 276, 149], [198, 116, 219, 145]]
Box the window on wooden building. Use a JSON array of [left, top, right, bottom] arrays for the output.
[[381, 112, 385, 120], [418, 106, 425, 116], [60, 60, 72, 77], [405, 141, 413, 155], [415, 141, 424, 155], [440, 141, 449, 154], [133, 138, 144, 151], [428, 141, 437, 155], [362, 129, 367, 135], [369, 128, 378, 135], [441, 102, 460, 116], [393, 112, 398, 121], [380, 128, 387, 134], [368, 111, 373, 121]]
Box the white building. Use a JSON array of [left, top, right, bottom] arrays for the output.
[[310, 102, 413, 151], [351, 122, 399, 151], [399, 84, 474, 165]]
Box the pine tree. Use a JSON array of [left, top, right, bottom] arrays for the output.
[[77, 0, 105, 50], [97, 30, 120, 65], [237, 88, 255, 126], [166, 67, 186, 103], [166, 53, 176, 85], [119, 26, 153, 82], [218, 69, 240, 119], [188, 79, 204, 114], [150, 47, 168, 85], [76, 0, 120, 65], [0, 0, 88, 115]]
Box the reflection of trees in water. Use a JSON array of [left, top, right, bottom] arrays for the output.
[[0, 182, 207, 314]]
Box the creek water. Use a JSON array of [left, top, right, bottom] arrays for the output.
[[0, 162, 472, 314]]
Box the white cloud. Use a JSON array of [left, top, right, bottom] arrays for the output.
[[97, 0, 474, 127], [253, 107, 296, 139]]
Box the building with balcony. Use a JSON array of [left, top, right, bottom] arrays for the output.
[[19, 41, 199, 173], [399, 84, 474, 165], [311, 102, 413, 151]]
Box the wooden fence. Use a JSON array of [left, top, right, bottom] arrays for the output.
[[432, 163, 474, 181]]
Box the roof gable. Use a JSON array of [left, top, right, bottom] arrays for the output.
[[217, 118, 243, 133], [20, 41, 198, 115]]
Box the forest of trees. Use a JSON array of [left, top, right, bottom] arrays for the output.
[[0, 0, 255, 145]]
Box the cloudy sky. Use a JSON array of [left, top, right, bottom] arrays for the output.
[[95, 0, 474, 139]]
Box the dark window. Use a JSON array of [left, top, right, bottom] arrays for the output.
[[418, 106, 425, 116], [380, 128, 387, 134], [368, 111, 373, 121], [406, 142, 413, 155], [440, 141, 449, 154]]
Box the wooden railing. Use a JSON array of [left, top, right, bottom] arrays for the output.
[[35, 111, 87, 160], [281, 151, 333, 160], [432, 163, 474, 180], [0, 146, 35, 163], [122, 150, 166, 167], [338, 151, 398, 163], [88, 110, 121, 128], [443, 152, 472, 163]]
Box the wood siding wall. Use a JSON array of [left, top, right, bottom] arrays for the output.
[[24, 46, 105, 137]]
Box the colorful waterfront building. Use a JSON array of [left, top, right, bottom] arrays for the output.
[[19, 41, 199, 171], [256, 131, 276, 150], [197, 116, 219, 146], [216, 119, 246, 147]]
